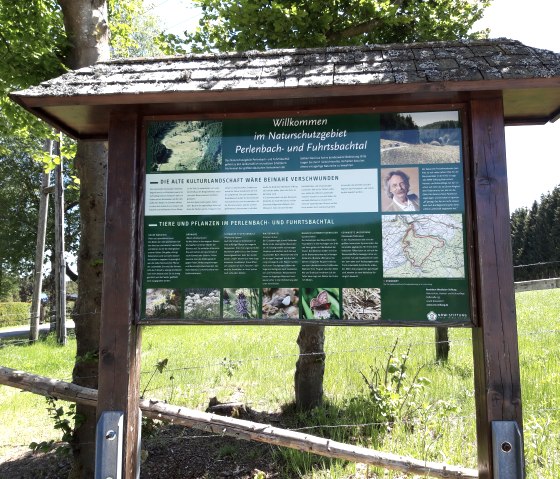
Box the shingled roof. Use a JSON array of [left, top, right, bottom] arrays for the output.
[[11, 38, 560, 139]]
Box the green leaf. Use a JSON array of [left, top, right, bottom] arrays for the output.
[[184, 0, 491, 52], [156, 358, 169, 373], [302, 295, 313, 319]]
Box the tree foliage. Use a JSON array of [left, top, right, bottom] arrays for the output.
[[511, 186, 560, 281], [108, 0, 166, 58], [0, 0, 162, 288], [0, 1, 166, 475], [380, 113, 420, 144], [0, 139, 44, 277], [0, 14, 73, 297], [0, 0, 164, 144], [0, 1, 66, 139], [0, 136, 80, 300], [182, 0, 490, 53]]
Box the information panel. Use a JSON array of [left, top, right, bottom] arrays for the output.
[[142, 112, 471, 325]]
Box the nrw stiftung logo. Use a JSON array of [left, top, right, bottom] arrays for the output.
[[427, 311, 438, 322]]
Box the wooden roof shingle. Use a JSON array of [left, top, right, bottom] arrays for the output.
[[11, 38, 560, 139]]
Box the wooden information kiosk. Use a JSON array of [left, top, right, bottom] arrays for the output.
[[12, 38, 560, 478]]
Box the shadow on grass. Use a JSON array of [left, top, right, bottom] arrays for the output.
[[0, 447, 71, 479], [0, 397, 394, 479], [141, 423, 280, 478], [141, 396, 392, 478], [0, 426, 281, 479], [273, 398, 394, 476]]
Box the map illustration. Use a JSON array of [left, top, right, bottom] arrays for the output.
[[382, 214, 465, 278]]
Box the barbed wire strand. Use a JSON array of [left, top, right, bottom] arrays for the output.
[[3, 321, 560, 383], [0, 308, 97, 319], [514, 260, 560, 268]]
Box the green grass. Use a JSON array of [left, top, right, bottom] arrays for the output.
[[0, 302, 30, 327], [0, 334, 77, 457], [516, 289, 560, 477], [1, 289, 559, 477], [139, 325, 479, 476], [380, 142, 461, 165]]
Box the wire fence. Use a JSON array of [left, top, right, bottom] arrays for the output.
[[513, 260, 560, 282], [3, 328, 558, 383], [1, 289, 559, 476]]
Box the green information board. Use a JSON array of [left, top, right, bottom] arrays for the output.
[[142, 111, 471, 325]]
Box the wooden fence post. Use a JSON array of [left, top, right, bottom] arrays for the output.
[[29, 142, 51, 342], [469, 96, 524, 478], [97, 111, 142, 479], [53, 138, 67, 345]]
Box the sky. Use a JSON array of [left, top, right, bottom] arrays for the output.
[[473, 0, 560, 211], [154, 0, 560, 212]]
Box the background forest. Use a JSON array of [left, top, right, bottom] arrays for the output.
[[511, 185, 560, 281], [380, 113, 462, 145]]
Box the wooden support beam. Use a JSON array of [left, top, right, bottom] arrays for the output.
[[469, 96, 523, 479], [97, 111, 142, 479], [0, 366, 478, 479], [0, 366, 97, 407]]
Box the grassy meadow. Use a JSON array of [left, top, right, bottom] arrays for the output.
[[380, 140, 461, 165], [1, 289, 558, 477]]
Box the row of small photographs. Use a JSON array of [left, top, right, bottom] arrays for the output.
[[144, 287, 381, 321]]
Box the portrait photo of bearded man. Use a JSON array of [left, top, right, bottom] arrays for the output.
[[382, 169, 420, 212]]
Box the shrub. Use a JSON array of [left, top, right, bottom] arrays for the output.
[[0, 302, 30, 328], [360, 340, 431, 430]]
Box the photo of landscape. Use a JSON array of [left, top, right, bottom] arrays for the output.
[[380, 111, 462, 165], [147, 120, 223, 172]]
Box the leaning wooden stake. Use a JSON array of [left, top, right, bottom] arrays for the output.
[[0, 366, 478, 479], [53, 137, 67, 345], [29, 141, 52, 342]]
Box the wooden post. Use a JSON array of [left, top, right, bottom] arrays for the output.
[[29, 141, 52, 342], [53, 138, 67, 345], [435, 327, 449, 362], [97, 111, 142, 479], [469, 96, 523, 479]]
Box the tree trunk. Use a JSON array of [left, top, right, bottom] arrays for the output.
[[295, 324, 325, 410], [57, 1, 109, 477], [69, 141, 107, 478], [58, 0, 110, 68], [435, 327, 450, 362]]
